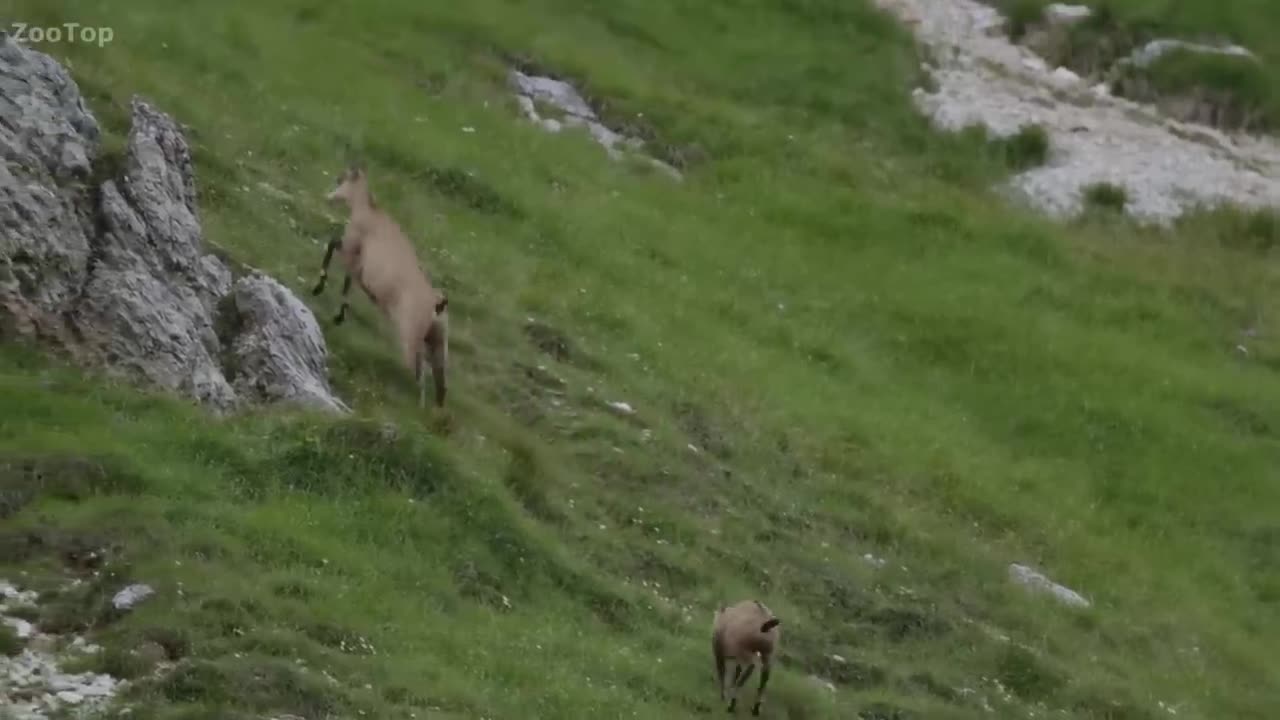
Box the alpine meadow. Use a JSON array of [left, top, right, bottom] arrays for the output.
[[1, 1, 1278, 719]]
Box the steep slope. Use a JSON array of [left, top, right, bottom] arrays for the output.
[[2, 1, 1278, 719]]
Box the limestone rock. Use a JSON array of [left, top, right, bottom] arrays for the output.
[[0, 35, 349, 415], [1128, 39, 1256, 69], [1009, 563, 1091, 608], [1044, 4, 1092, 27], [111, 583, 155, 611], [508, 68, 683, 180], [74, 134, 238, 409], [870, 0, 1280, 225], [2, 577, 124, 719], [0, 34, 98, 343], [222, 272, 350, 415]]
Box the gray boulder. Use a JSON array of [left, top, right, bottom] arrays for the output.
[[72, 98, 238, 409], [0, 33, 99, 343], [0, 35, 99, 178], [223, 272, 350, 415], [1009, 563, 1091, 609], [0, 35, 347, 415]]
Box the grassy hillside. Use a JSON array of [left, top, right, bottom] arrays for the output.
[[3, 0, 1279, 718]]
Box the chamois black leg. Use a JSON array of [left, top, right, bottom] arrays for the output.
[[727, 664, 755, 713], [426, 312, 448, 408], [715, 644, 727, 701], [312, 238, 339, 296], [750, 660, 771, 716], [333, 274, 352, 324]]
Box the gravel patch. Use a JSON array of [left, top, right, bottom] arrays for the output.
[[2, 578, 125, 719], [875, 0, 1280, 225]]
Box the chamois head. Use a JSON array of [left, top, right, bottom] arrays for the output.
[[326, 162, 371, 208]]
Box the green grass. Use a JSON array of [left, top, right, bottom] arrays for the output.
[[996, 124, 1052, 170], [0, 622, 22, 657], [1083, 182, 1129, 212], [1138, 49, 1276, 131], [2, 0, 1280, 718]]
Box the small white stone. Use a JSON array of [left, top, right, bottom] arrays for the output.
[[1021, 56, 1047, 73], [1049, 66, 1081, 86], [56, 689, 84, 705], [606, 401, 635, 416], [3, 616, 35, 639], [1009, 563, 1091, 608], [0, 579, 39, 605], [1044, 4, 1092, 26], [50, 676, 79, 691], [112, 583, 155, 611]]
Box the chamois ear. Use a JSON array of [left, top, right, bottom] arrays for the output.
[[760, 618, 781, 633]]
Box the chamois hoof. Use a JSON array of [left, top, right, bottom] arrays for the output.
[[751, 705, 761, 716], [333, 312, 345, 325], [311, 282, 325, 296]]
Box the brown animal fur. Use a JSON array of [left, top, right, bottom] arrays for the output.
[[312, 162, 449, 408], [711, 599, 781, 716]]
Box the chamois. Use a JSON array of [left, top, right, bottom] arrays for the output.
[[711, 599, 782, 716], [312, 161, 449, 408]]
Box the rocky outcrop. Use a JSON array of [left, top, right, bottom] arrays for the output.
[[0, 35, 347, 415], [1008, 563, 1091, 609], [221, 272, 350, 414], [1008, 3, 1268, 133], [0, 35, 99, 344], [874, 0, 1280, 225], [508, 68, 684, 181], [72, 98, 239, 408]]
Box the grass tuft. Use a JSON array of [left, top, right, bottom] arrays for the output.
[[1083, 181, 1129, 211], [0, 623, 23, 657], [998, 124, 1052, 170]]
